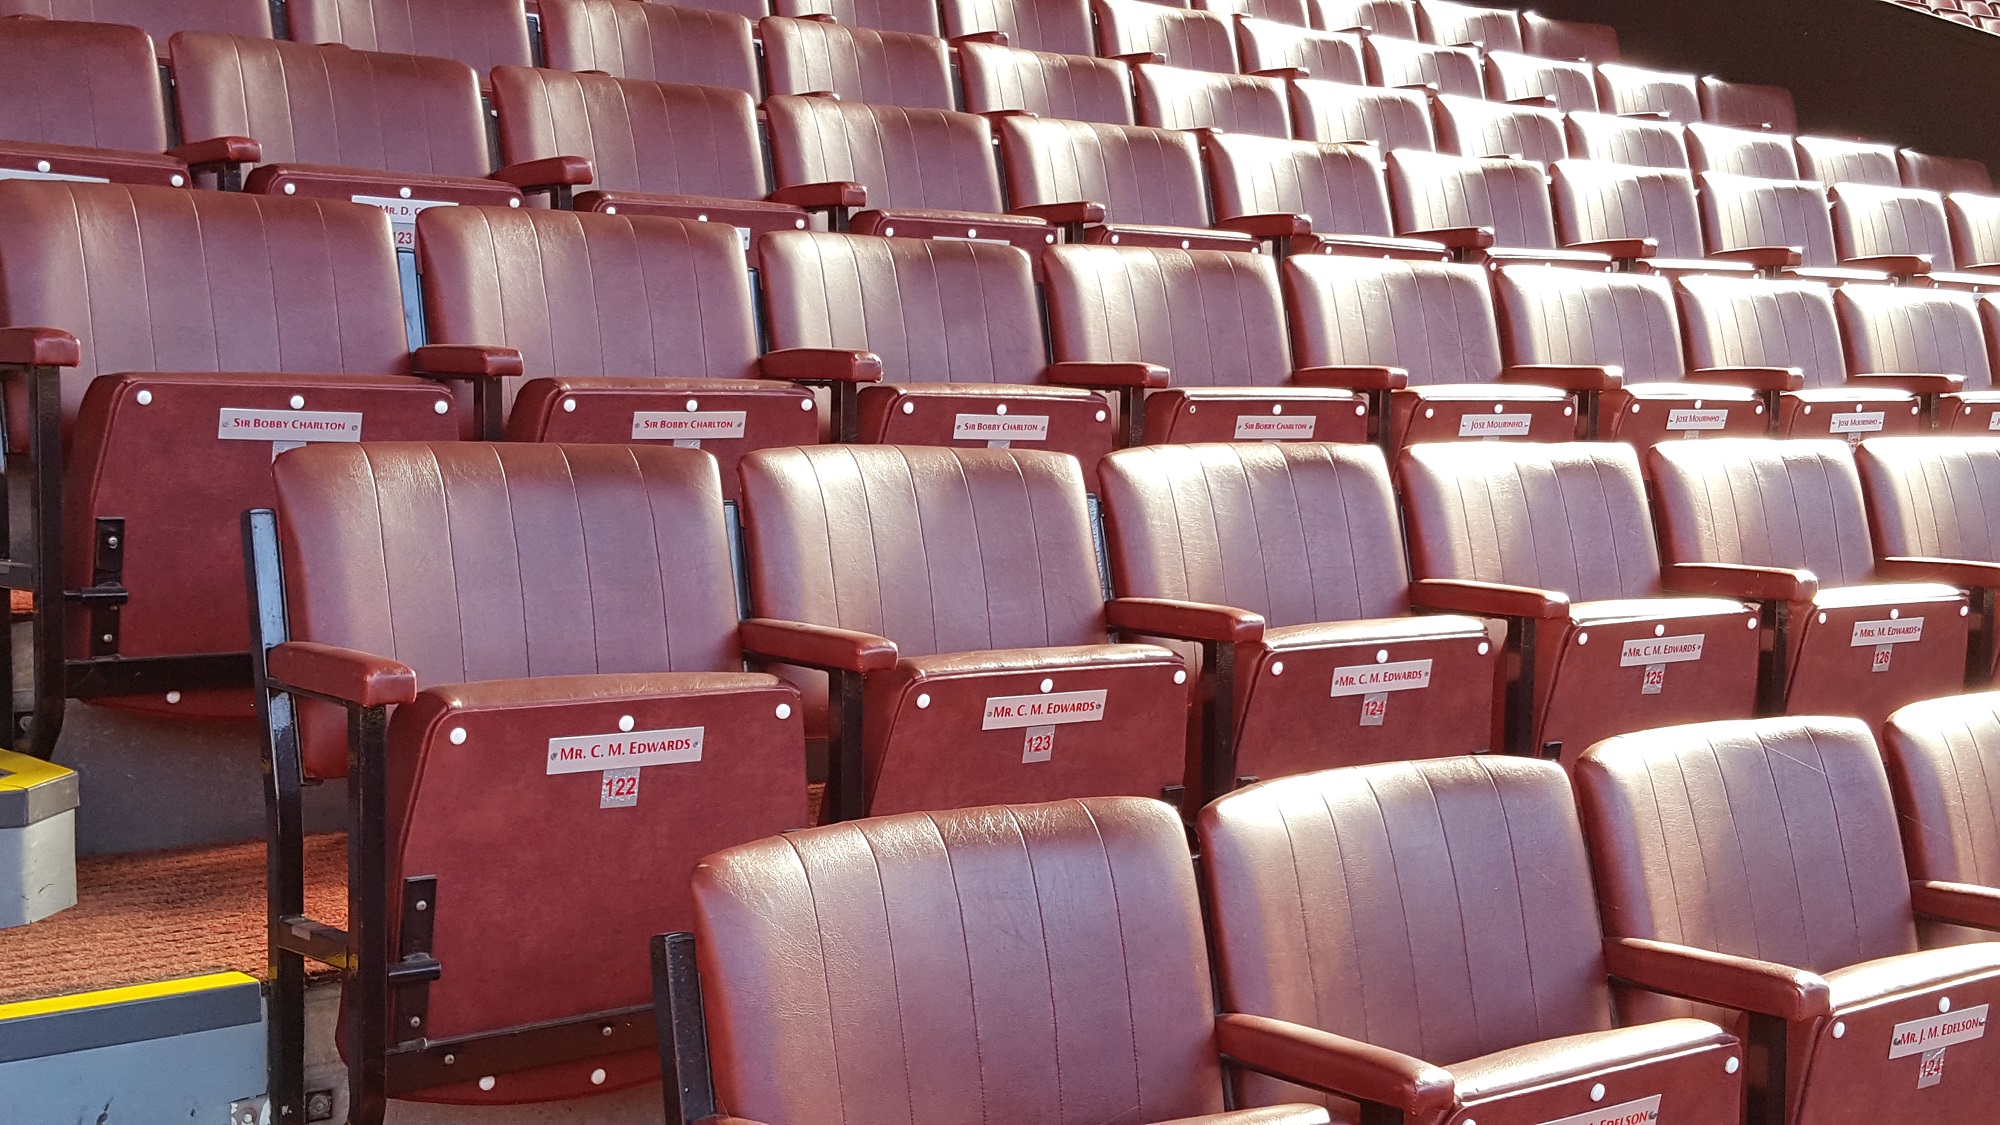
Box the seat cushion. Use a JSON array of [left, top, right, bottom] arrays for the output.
[[1157, 1108, 1330, 1125], [1448, 1018, 1741, 1123]]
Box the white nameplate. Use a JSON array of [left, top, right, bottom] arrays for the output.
[[1851, 617, 1924, 646], [1330, 659, 1433, 697], [1829, 410, 1886, 434], [953, 413, 1050, 441], [217, 408, 362, 441], [1889, 1005, 1988, 1059], [546, 726, 704, 774], [1619, 634, 1705, 666], [1459, 413, 1534, 438], [351, 194, 456, 248], [1667, 408, 1729, 431], [1234, 415, 1317, 440], [981, 690, 1107, 730], [631, 411, 747, 440]]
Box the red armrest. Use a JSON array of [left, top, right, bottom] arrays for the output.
[[738, 618, 898, 674], [1409, 578, 1569, 619], [759, 348, 883, 384], [1665, 562, 1817, 603], [1843, 253, 1932, 276], [1848, 372, 1966, 395], [1875, 556, 2000, 588], [1500, 364, 1624, 392], [1248, 66, 1310, 80], [1708, 245, 1804, 270], [1405, 225, 1496, 251], [1215, 1013, 1456, 1117], [1106, 597, 1265, 644], [1012, 200, 1109, 225], [491, 155, 593, 189], [1617, 109, 1672, 120], [268, 641, 418, 707], [1291, 365, 1408, 391], [1911, 880, 2000, 931], [1568, 237, 1658, 260], [1688, 365, 1806, 392], [1215, 212, 1313, 239], [1506, 94, 1556, 107], [1604, 936, 1832, 1022], [948, 30, 1008, 44], [1045, 360, 1170, 389], [1108, 51, 1166, 65], [0, 327, 79, 367], [411, 344, 525, 379], [170, 135, 262, 167], [769, 181, 867, 210]]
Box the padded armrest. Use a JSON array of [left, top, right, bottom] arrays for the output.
[[948, 30, 1007, 44], [769, 181, 867, 209], [1291, 365, 1408, 391], [1876, 556, 2000, 588], [1506, 94, 1556, 107], [1911, 880, 2000, 931], [1108, 51, 1166, 65], [268, 641, 418, 707], [1848, 372, 1966, 395], [1843, 253, 1932, 276], [1409, 578, 1569, 619], [1012, 200, 1109, 225], [1688, 365, 1805, 392], [1249, 66, 1310, 80], [759, 348, 884, 384], [1616, 109, 1672, 120], [1500, 364, 1624, 392], [1604, 937, 1832, 1022], [1665, 562, 1817, 603], [0, 327, 79, 367], [1405, 225, 1496, 251], [1215, 1013, 1456, 1117], [170, 135, 262, 167], [491, 155, 593, 189], [739, 618, 897, 674], [1045, 360, 1170, 389], [697, 1119, 775, 1125], [1568, 237, 1658, 259], [411, 344, 524, 379], [1707, 245, 1804, 269], [1215, 212, 1313, 238], [1106, 597, 1265, 644]]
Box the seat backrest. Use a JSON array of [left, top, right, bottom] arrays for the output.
[[1493, 264, 1687, 379], [773, 0, 940, 34], [958, 41, 1134, 124], [1830, 182, 1959, 268], [0, 18, 168, 155], [1649, 438, 1879, 585], [1433, 95, 1565, 167], [996, 116, 1211, 229], [941, 0, 1093, 54], [1313, 0, 1415, 37], [1284, 253, 1503, 385], [1795, 134, 1902, 187], [0, 0, 270, 45], [1093, 0, 1237, 72], [1194, 0, 1314, 28], [1857, 435, 2000, 569], [1836, 283, 1994, 393], [767, 97, 1004, 215], [1551, 159, 1706, 259], [1676, 274, 1848, 390], [1233, 17, 1363, 82], [693, 797, 1230, 1125], [537, 0, 759, 93], [1901, 149, 1994, 194], [1697, 77, 1797, 132], [1950, 193, 2000, 272], [1519, 11, 1618, 61], [1043, 244, 1293, 388], [1576, 716, 1919, 973], [1100, 442, 1416, 623], [1387, 149, 1561, 249], [1134, 64, 1289, 137], [1288, 79, 1434, 150], [1698, 172, 1840, 268], [759, 16, 953, 108], [1593, 61, 1700, 123], [1200, 757, 1614, 1109], [170, 33, 490, 178], [1363, 34, 1481, 96], [1204, 134, 1395, 238], [740, 445, 1110, 654], [1414, 0, 1518, 49], [1482, 50, 1598, 113], [1398, 440, 1666, 601], [1563, 109, 1690, 170], [1686, 121, 1800, 180], [757, 232, 1046, 388], [1882, 691, 2000, 891], [285, 0, 531, 78]]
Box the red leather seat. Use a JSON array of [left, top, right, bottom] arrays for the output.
[[1431, 94, 1567, 167], [1858, 436, 2000, 683], [766, 94, 1056, 254], [1837, 283, 2000, 431], [1482, 49, 1599, 113], [1414, 0, 1519, 51], [957, 40, 1135, 123], [1363, 34, 1482, 97], [1831, 181, 1999, 289], [1386, 149, 1616, 267], [1564, 109, 1690, 170], [1043, 243, 1370, 445], [737, 446, 1190, 819], [1201, 757, 1744, 1124], [1196, 0, 1313, 28], [1520, 11, 1619, 61], [537, 0, 760, 94], [1699, 76, 1798, 131], [1398, 441, 1762, 763], [1094, 0, 1238, 72], [1699, 171, 1901, 285], [774, 0, 942, 34], [756, 231, 1114, 465], [1233, 16, 1363, 81], [285, 0, 532, 82], [1649, 438, 1970, 727], [0, 0, 272, 51], [1551, 159, 1759, 274], [1134, 64, 1291, 138], [996, 115, 1257, 250], [1796, 134, 1904, 187], [0, 19, 194, 187], [415, 207, 818, 492], [1677, 274, 1929, 438], [1100, 442, 1499, 798], [1576, 716, 2000, 1125], [1317, 0, 1417, 38], [940, 0, 1093, 55], [1594, 61, 1701, 123], [0, 181, 460, 725], [1952, 193, 2000, 274], [758, 15, 954, 108], [1288, 79, 1435, 152], [1203, 133, 1450, 259], [689, 797, 1339, 1125], [1687, 121, 1802, 180], [1903, 149, 1994, 193], [1284, 253, 1576, 446], [1883, 691, 2000, 943], [489, 71, 810, 236], [262, 442, 807, 1112]]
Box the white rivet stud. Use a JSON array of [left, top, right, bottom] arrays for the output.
[[776, 703, 792, 719], [591, 1068, 607, 1086], [1478, 641, 1490, 655], [562, 398, 577, 412], [801, 398, 815, 411], [883, 226, 896, 237], [1040, 678, 1054, 693], [444, 1053, 456, 1065], [165, 690, 182, 704], [1818, 612, 1828, 625], [685, 398, 700, 411], [1563, 405, 1574, 417], [283, 183, 296, 195], [1096, 410, 1107, 422], [1726, 1056, 1739, 1074], [916, 693, 931, 709], [1355, 403, 1366, 415], [450, 727, 467, 745], [1693, 400, 1703, 409], [1855, 404, 1865, 412], [1941, 996, 1953, 1013], [1912, 404, 1921, 414], [35, 160, 50, 173], [1748, 616, 1759, 629], [136, 389, 153, 405], [1174, 669, 1188, 684], [508, 197, 521, 208], [171, 174, 186, 187], [1655, 623, 1665, 636], [1755, 402, 1766, 414], [399, 186, 413, 199], [1891, 608, 1901, 619], [1590, 1084, 1605, 1102], [901, 401, 915, 414], [1272, 403, 1283, 414], [1493, 404, 1505, 414], [1045, 233, 1056, 244], [1425, 407, 1436, 418], [1270, 661, 1284, 676], [797, 219, 809, 230], [1833, 1021, 1845, 1038], [1180, 239, 1191, 249], [1578, 632, 1589, 645], [967, 228, 978, 238], [1803, 404, 1812, 414], [479, 1076, 496, 1091], [1631, 403, 1642, 413], [605, 205, 618, 215], [618, 714, 635, 732], [289, 394, 305, 409], [434, 399, 450, 414], [997, 403, 1008, 415], [1376, 649, 1388, 663], [1963, 606, 1972, 617], [415, 899, 428, 911]]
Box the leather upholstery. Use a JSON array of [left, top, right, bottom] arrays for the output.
[[693, 797, 1327, 1125], [1903, 149, 1993, 194], [1201, 757, 1743, 1122], [1094, 0, 1238, 73], [1552, 160, 1706, 258], [1194, 0, 1315, 29], [1836, 283, 1997, 432], [1202, 134, 1406, 243], [275, 442, 807, 1104], [538, 0, 759, 93], [941, 0, 1093, 55], [997, 116, 1237, 246], [1315, 0, 1417, 38], [1699, 172, 1843, 268], [1386, 150, 1566, 251], [767, 96, 1013, 226], [1594, 61, 1701, 122], [958, 41, 1134, 124], [0, 18, 188, 187], [1686, 121, 1801, 179], [1414, 0, 1519, 51], [285, 0, 532, 79], [1288, 80, 1434, 151], [1234, 18, 1363, 82], [759, 16, 953, 108], [1698, 76, 1798, 132], [1432, 95, 1566, 167], [1520, 12, 1618, 61], [1362, 35, 1482, 97], [1135, 65, 1291, 139], [1564, 110, 1690, 171], [1796, 135, 1903, 187], [0, 0, 271, 46], [1482, 50, 1598, 113], [1495, 265, 1683, 379], [1948, 191, 2000, 271], [1831, 182, 1966, 272], [1882, 690, 2000, 942], [775, 0, 941, 34]]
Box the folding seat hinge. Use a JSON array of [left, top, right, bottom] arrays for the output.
[[68, 518, 128, 658], [392, 876, 441, 1048]]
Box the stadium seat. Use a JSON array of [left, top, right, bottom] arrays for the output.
[[1837, 283, 1999, 431], [0, 0, 271, 51], [1431, 93, 1567, 166], [940, 0, 1093, 54], [995, 115, 1257, 250], [1594, 61, 1702, 122], [415, 207, 818, 488], [1200, 757, 1746, 1123], [1232, 16, 1363, 80], [1316, 0, 1417, 37], [1829, 181, 1998, 288], [1699, 171, 1902, 284], [0, 19, 194, 187], [1099, 443, 1499, 798], [1857, 436, 2000, 683], [1195, 0, 1314, 29], [0, 181, 462, 750], [736, 446, 1190, 819], [1133, 64, 1292, 137], [1564, 109, 1691, 170], [756, 230, 1116, 463], [758, 15, 954, 107], [1686, 121, 1802, 179], [1397, 441, 1761, 763], [1796, 133, 1904, 186], [1283, 252, 1575, 446], [1482, 48, 1599, 112], [537, 0, 759, 91], [1947, 192, 2000, 270], [1385, 149, 1616, 267], [1903, 148, 1995, 193], [1699, 76, 1799, 131], [1287, 79, 1436, 151], [681, 797, 1341, 1125], [1519, 11, 1619, 61], [285, 0, 532, 83], [1551, 159, 1758, 274], [1363, 34, 1483, 96], [1414, 0, 1519, 50], [956, 40, 1135, 122], [1882, 691, 2000, 943], [1201, 133, 1451, 259], [773, 0, 941, 34], [1649, 439, 1969, 725], [1676, 274, 1929, 437], [1576, 716, 2000, 1125], [766, 95, 1057, 253], [249, 442, 807, 1119], [1043, 243, 1371, 445], [1094, 0, 1238, 72]]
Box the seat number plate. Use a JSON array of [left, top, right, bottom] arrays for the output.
[[1022, 725, 1055, 763], [600, 768, 640, 809]]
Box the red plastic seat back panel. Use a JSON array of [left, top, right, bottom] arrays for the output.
[[1698, 77, 1797, 132], [0, 0, 271, 44], [1234, 18, 1363, 83], [1288, 79, 1434, 150], [957, 41, 1134, 124], [1552, 160, 1705, 259], [1134, 65, 1291, 138], [1316, 0, 1416, 37], [1650, 438, 1880, 585], [1699, 172, 1839, 267], [1796, 135, 1902, 188], [491, 70, 767, 202], [1494, 265, 1687, 379], [1093, 0, 1238, 73], [768, 96, 1004, 214], [1283, 253, 1503, 385], [759, 16, 954, 108], [0, 18, 169, 153], [286, 0, 532, 77], [1882, 691, 2000, 924], [1388, 150, 1562, 249], [1858, 435, 2000, 569], [941, 0, 1093, 55], [1902, 149, 1993, 194], [1677, 274, 1848, 389], [1686, 122, 1800, 180], [775, 0, 941, 34], [1519, 12, 1617, 62], [1594, 62, 1700, 123], [1043, 244, 1293, 387], [1204, 134, 1395, 235], [538, 0, 758, 92], [996, 116, 1211, 229], [1433, 94, 1567, 167], [1836, 283, 1993, 391], [1415, 0, 1519, 51]]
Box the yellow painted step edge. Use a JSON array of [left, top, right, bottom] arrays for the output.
[[0, 971, 257, 1022], [0, 749, 74, 793]]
